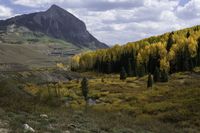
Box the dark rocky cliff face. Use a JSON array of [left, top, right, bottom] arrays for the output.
[[0, 5, 108, 49]]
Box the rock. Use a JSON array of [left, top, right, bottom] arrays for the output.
[[67, 124, 76, 129], [65, 101, 70, 106], [96, 99, 101, 104], [64, 131, 70, 133], [0, 120, 8, 127], [23, 124, 35, 132], [0, 120, 9, 133], [74, 128, 90, 133], [40, 114, 48, 119], [0, 128, 9, 133], [88, 98, 96, 105], [48, 124, 54, 130]]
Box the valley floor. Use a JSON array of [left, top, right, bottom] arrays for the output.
[[0, 68, 200, 133]]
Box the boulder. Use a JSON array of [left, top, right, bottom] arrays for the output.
[[23, 124, 35, 133], [40, 114, 48, 119]]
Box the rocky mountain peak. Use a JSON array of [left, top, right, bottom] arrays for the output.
[[46, 4, 67, 14], [0, 5, 109, 49]]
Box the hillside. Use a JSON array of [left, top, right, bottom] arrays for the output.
[[71, 25, 200, 77], [0, 24, 85, 69], [0, 5, 108, 50]]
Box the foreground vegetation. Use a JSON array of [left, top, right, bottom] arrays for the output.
[[0, 67, 200, 132]]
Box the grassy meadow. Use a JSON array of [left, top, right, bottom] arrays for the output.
[[0, 67, 199, 132]]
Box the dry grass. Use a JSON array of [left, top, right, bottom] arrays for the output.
[[1, 70, 200, 132]]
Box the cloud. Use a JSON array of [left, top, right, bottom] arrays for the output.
[[0, 5, 13, 19], [12, 0, 65, 8], [8, 0, 200, 45], [12, 0, 145, 11], [176, 0, 200, 19], [68, 0, 181, 45]]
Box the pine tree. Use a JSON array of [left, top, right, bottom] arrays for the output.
[[106, 62, 112, 74], [147, 74, 153, 88], [138, 65, 145, 77], [127, 58, 133, 76], [183, 46, 190, 71], [132, 57, 137, 76], [197, 38, 200, 66], [153, 67, 160, 82], [186, 31, 190, 38], [120, 67, 127, 80], [166, 32, 174, 51], [81, 77, 89, 101], [160, 71, 168, 82]]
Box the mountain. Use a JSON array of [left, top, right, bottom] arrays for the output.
[[0, 5, 108, 49]]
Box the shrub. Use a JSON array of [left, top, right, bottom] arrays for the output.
[[120, 67, 127, 80]]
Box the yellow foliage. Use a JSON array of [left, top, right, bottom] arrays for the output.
[[160, 57, 170, 71], [56, 63, 65, 69], [187, 37, 197, 57], [71, 54, 81, 70], [70, 25, 200, 73]]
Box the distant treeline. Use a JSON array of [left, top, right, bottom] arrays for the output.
[[71, 25, 200, 78]]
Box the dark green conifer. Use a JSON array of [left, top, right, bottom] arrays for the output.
[[186, 31, 190, 38], [197, 38, 200, 66], [138, 65, 145, 77], [153, 67, 160, 82], [127, 58, 133, 76], [166, 32, 174, 51], [120, 67, 127, 80], [81, 77, 89, 101], [147, 74, 153, 88], [106, 62, 112, 74], [160, 71, 169, 82]]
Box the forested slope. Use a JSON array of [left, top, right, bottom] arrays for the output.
[[71, 25, 200, 78]]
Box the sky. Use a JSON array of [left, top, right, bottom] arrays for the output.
[[0, 0, 200, 46]]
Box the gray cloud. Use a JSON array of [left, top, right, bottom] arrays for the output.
[[12, 0, 145, 11], [78, 0, 145, 11]]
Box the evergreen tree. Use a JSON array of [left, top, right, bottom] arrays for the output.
[[81, 77, 89, 101], [183, 46, 190, 71], [127, 58, 133, 76], [148, 54, 153, 73], [160, 71, 168, 82], [147, 74, 153, 88], [133, 60, 137, 76], [106, 62, 112, 74], [120, 67, 127, 80], [186, 31, 190, 38], [153, 67, 160, 82], [197, 38, 200, 66], [166, 32, 174, 51], [138, 65, 145, 77]]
